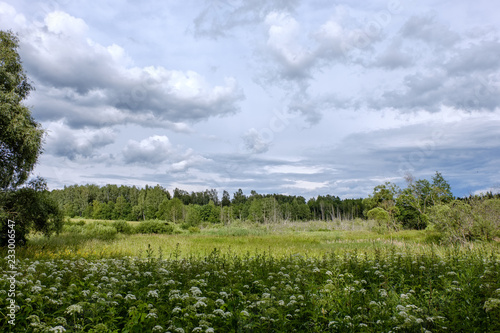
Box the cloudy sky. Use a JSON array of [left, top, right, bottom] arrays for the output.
[[2, 0, 500, 198]]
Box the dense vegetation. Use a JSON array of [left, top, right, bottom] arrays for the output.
[[49, 185, 365, 224], [1, 244, 499, 332]]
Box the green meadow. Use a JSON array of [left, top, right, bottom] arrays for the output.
[[2, 219, 500, 332]]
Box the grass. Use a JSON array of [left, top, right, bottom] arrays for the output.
[[2, 244, 499, 332], [2, 219, 500, 332], [14, 219, 447, 260]]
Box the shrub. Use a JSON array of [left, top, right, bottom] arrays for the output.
[[429, 198, 500, 243], [112, 220, 134, 234], [83, 222, 117, 240], [135, 220, 174, 234], [471, 198, 500, 240], [188, 226, 201, 233], [367, 207, 390, 232]]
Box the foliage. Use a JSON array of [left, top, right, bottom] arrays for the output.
[[364, 172, 455, 231], [49, 185, 367, 224], [135, 220, 174, 234], [0, 30, 44, 190], [429, 198, 500, 243], [366, 207, 389, 226], [1, 177, 63, 246], [63, 221, 117, 240], [112, 220, 134, 234], [1, 246, 499, 332]]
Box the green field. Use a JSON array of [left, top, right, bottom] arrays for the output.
[[1, 220, 500, 332]]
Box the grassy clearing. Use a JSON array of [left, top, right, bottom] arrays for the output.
[[15, 219, 445, 260]]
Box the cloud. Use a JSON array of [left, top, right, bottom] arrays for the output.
[[191, 0, 300, 38], [45, 10, 88, 36], [283, 180, 329, 191], [372, 39, 414, 69], [373, 69, 500, 112], [122, 135, 172, 164], [4, 8, 244, 129], [264, 11, 315, 80], [168, 151, 211, 173], [45, 121, 116, 160], [400, 14, 460, 48], [445, 40, 500, 75], [264, 165, 327, 175], [242, 128, 272, 154], [0, 2, 26, 28]]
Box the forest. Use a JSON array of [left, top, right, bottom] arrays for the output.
[[49, 184, 365, 224]]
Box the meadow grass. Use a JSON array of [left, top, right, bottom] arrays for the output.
[[2, 220, 499, 332], [16, 220, 445, 260]]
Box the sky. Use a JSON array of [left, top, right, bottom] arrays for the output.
[[1, 0, 500, 199]]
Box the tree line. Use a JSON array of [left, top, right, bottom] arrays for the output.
[[49, 185, 365, 224]]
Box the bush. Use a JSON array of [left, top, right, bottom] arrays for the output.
[[135, 220, 174, 234], [471, 198, 500, 240], [428, 198, 500, 243], [112, 220, 134, 234], [61, 220, 118, 240], [188, 226, 200, 234], [83, 222, 117, 240]]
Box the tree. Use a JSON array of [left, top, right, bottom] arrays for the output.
[[367, 207, 390, 228], [221, 190, 231, 207], [1, 178, 63, 246], [114, 195, 131, 220], [1, 31, 61, 246], [1, 31, 44, 190], [430, 171, 454, 205]]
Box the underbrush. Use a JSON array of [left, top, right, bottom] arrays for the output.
[[1, 247, 499, 332]]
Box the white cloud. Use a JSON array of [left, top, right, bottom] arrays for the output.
[[122, 135, 172, 164], [0, 2, 26, 29], [45, 11, 88, 36], [242, 128, 272, 154], [45, 121, 116, 159], [265, 165, 327, 175], [283, 180, 329, 191], [2, 7, 244, 129]]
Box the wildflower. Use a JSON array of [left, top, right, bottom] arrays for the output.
[[213, 309, 225, 317], [147, 290, 159, 298], [152, 326, 163, 332], [49, 326, 66, 332], [65, 304, 83, 315], [206, 328, 214, 333], [146, 312, 158, 319], [396, 305, 406, 311], [240, 310, 250, 316], [194, 301, 207, 308], [172, 307, 182, 314]]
